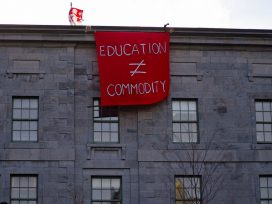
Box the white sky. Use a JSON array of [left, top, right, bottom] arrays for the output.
[[0, 0, 271, 29]]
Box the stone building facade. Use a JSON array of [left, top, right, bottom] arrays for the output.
[[0, 25, 272, 204]]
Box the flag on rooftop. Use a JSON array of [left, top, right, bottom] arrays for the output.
[[68, 3, 83, 25]]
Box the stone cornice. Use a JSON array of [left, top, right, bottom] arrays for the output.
[[0, 24, 272, 46]]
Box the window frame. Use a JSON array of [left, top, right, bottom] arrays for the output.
[[91, 176, 122, 204], [175, 175, 202, 204], [12, 97, 39, 142], [260, 175, 272, 203], [172, 99, 199, 143], [93, 98, 119, 143], [10, 174, 38, 204], [255, 100, 272, 143]]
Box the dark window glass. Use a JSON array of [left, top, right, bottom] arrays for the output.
[[175, 176, 201, 204], [172, 100, 198, 143], [93, 99, 119, 143], [11, 175, 38, 204], [256, 100, 272, 143], [92, 177, 121, 203], [12, 98, 38, 142]]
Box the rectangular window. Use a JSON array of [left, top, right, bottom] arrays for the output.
[[172, 100, 198, 143], [260, 176, 272, 203], [91, 177, 121, 204], [11, 175, 38, 204], [93, 99, 119, 143], [175, 176, 201, 204], [12, 97, 39, 142], [255, 100, 272, 143]]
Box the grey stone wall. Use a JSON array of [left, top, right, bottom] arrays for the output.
[[0, 25, 272, 204]]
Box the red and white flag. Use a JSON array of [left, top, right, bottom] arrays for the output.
[[69, 7, 83, 25]]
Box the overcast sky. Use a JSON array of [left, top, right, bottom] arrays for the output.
[[0, 0, 271, 29]]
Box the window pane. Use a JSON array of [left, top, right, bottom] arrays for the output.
[[180, 123, 189, 133], [111, 179, 120, 188], [263, 102, 271, 111], [29, 189, 37, 198], [112, 189, 121, 200], [29, 177, 37, 187], [12, 131, 21, 141], [20, 188, 29, 198], [22, 110, 30, 119], [265, 124, 272, 132], [102, 132, 110, 142], [29, 131, 38, 141], [22, 99, 30, 108], [190, 133, 198, 142], [30, 110, 38, 119], [13, 121, 21, 130], [111, 133, 119, 142], [102, 123, 110, 131], [30, 99, 38, 109], [189, 123, 197, 132], [268, 177, 272, 187], [265, 132, 272, 142], [173, 111, 181, 121], [94, 110, 99, 118], [21, 131, 30, 141], [172, 101, 180, 110], [261, 188, 269, 198], [189, 112, 197, 121], [256, 112, 264, 122], [173, 123, 181, 132], [92, 179, 101, 188], [13, 99, 21, 108], [20, 177, 29, 187], [257, 132, 265, 142], [21, 122, 29, 130], [180, 102, 188, 110], [188, 101, 196, 110], [256, 102, 263, 111], [30, 121, 38, 130], [11, 188, 20, 198], [92, 189, 102, 200], [13, 109, 21, 119], [111, 123, 118, 132], [173, 133, 181, 143], [94, 132, 102, 142], [102, 190, 111, 200], [102, 179, 111, 188], [94, 123, 102, 131], [12, 177, 20, 187], [181, 133, 190, 143], [257, 124, 264, 131], [264, 112, 271, 122], [260, 177, 267, 187], [180, 111, 188, 121]]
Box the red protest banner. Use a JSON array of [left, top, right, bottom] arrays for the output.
[[95, 32, 170, 106]]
